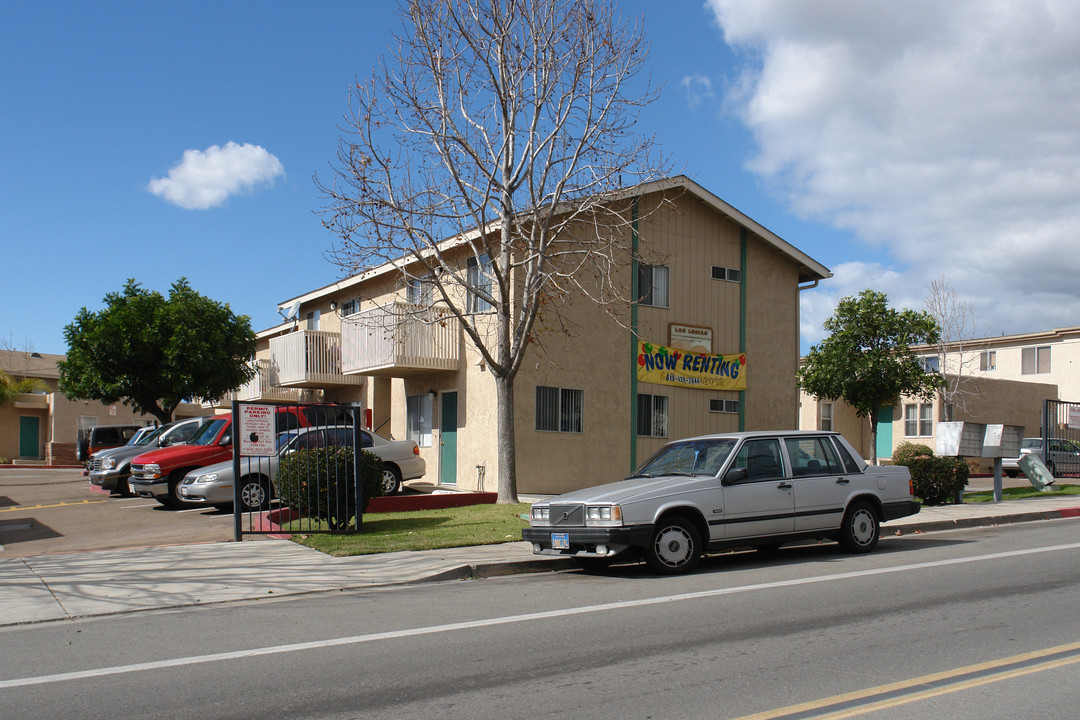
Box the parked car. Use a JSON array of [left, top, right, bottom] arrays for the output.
[[522, 430, 920, 574], [180, 426, 425, 511], [129, 406, 337, 507], [1002, 437, 1080, 478], [88, 417, 208, 495], [76, 424, 143, 465]]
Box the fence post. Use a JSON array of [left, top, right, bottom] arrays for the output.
[[352, 405, 363, 533], [232, 400, 242, 542]]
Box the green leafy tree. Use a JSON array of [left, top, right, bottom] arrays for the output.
[[58, 278, 256, 424], [798, 289, 944, 464]]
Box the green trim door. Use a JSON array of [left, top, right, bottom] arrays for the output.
[[439, 392, 458, 485], [876, 405, 894, 461], [19, 416, 40, 458]]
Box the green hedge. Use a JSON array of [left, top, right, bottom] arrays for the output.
[[277, 446, 383, 531], [906, 456, 970, 505], [892, 442, 934, 466]]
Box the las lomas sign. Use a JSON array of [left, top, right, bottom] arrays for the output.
[[637, 341, 746, 391]]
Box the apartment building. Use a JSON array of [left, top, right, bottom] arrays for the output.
[[237, 177, 831, 494]]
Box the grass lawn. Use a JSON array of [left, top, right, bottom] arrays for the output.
[[286, 503, 531, 556], [962, 483, 1080, 503]]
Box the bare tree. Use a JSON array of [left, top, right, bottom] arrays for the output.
[[318, 0, 669, 502], [924, 276, 991, 421]]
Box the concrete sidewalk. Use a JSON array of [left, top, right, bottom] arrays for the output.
[[2, 495, 1079, 627]]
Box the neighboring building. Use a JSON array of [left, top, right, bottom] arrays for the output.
[[0, 350, 209, 464], [799, 326, 1076, 465], [235, 177, 831, 494]]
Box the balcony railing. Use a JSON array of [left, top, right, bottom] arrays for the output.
[[269, 330, 364, 388], [235, 359, 307, 401], [341, 303, 461, 377]]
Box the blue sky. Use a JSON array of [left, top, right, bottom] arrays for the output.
[[4, 0, 1078, 356]]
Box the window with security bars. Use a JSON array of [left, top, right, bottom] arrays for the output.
[[536, 386, 583, 433], [636, 394, 669, 437]]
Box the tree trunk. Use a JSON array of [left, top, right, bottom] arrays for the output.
[[494, 373, 519, 503]]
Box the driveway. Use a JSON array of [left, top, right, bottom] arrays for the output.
[[0, 467, 235, 557]]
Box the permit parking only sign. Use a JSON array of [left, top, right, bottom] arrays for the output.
[[239, 404, 275, 456]]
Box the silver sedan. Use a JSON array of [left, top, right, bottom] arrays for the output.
[[180, 426, 425, 511]]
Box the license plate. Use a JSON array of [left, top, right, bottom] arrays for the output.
[[551, 532, 570, 550]]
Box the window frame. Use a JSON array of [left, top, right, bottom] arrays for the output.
[[819, 402, 833, 432], [637, 264, 670, 308], [466, 254, 493, 313], [904, 402, 933, 437], [636, 393, 669, 438], [535, 385, 584, 434], [1021, 345, 1051, 374], [406, 393, 433, 447], [979, 350, 996, 371]]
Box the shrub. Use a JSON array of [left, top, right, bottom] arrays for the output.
[[907, 456, 970, 505], [892, 442, 934, 466], [276, 446, 383, 531]]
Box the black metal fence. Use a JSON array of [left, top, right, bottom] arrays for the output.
[[230, 401, 365, 540], [1041, 399, 1080, 478]]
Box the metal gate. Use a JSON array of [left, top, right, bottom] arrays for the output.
[[229, 401, 365, 539], [1041, 399, 1080, 478]]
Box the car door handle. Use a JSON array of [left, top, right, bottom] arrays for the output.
[[778, 482, 792, 489], [835, 478, 850, 484]]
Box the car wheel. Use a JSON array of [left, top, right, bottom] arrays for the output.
[[1005, 470, 1018, 479], [381, 466, 402, 496], [839, 501, 879, 553], [239, 476, 272, 512], [165, 472, 189, 508], [572, 557, 614, 571], [115, 476, 133, 497], [644, 516, 701, 574]]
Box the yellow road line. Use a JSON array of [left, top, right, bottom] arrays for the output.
[[733, 640, 1080, 720], [0, 499, 106, 513]]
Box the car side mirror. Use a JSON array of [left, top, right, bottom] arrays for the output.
[[221, 435, 231, 446], [722, 467, 748, 486]]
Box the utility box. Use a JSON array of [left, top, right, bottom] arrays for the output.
[[981, 424, 1024, 458], [936, 422, 986, 457]]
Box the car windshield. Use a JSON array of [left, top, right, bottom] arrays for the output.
[[633, 438, 737, 478], [135, 426, 167, 446], [188, 418, 228, 446], [1021, 438, 1042, 450]]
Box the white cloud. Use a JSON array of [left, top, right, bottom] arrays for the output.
[[148, 142, 285, 209], [708, 0, 1080, 339], [681, 74, 716, 109]]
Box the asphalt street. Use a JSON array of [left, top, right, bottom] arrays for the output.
[[1, 519, 1078, 719]]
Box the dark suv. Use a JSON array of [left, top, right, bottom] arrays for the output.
[[76, 424, 143, 465]]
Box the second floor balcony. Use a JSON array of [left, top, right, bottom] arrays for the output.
[[341, 303, 461, 377], [268, 330, 364, 389]]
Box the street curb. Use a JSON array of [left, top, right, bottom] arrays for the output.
[[886, 507, 1080, 535]]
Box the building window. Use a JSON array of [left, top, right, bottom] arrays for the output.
[[341, 298, 362, 316], [711, 266, 742, 283], [637, 264, 669, 308], [979, 350, 996, 371], [920, 355, 940, 373], [407, 274, 433, 306], [305, 310, 320, 331], [709, 398, 740, 414], [820, 402, 833, 431], [636, 394, 669, 438], [466, 254, 493, 313], [536, 386, 583, 433], [904, 403, 933, 437], [76, 415, 98, 442], [406, 394, 433, 447], [1022, 345, 1051, 374]]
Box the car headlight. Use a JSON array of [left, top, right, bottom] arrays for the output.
[[585, 504, 622, 527], [194, 472, 218, 484], [143, 463, 161, 479], [102, 457, 116, 470], [530, 506, 550, 525]]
